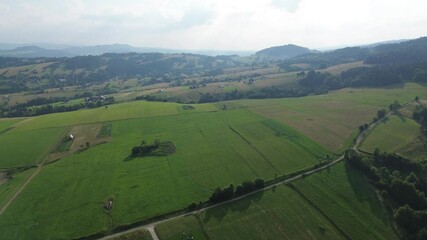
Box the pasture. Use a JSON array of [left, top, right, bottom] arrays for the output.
[[0, 126, 65, 168], [14, 100, 217, 131], [0, 106, 328, 239], [156, 162, 398, 240], [156, 185, 345, 240], [359, 115, 421, 153], [293, 162, 398, 240], [0, 118, 22, 134], [0, 168, 36, 209], [245, 83, 427, 152]]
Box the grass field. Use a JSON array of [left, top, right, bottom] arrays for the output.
[[0, 119, 23, 134], [156, 185, 345, 240], [245, 83, 427, 152], [0, 127, 65, 168], [111, 229, 153, 240], [0, 107, 328, 239], [293, 162, 398, 240], [0, 168, 36, 209], [14, 101, 217, 131], [359, 115, 421, 153], [156, 162, 398, 240], [396, 136, 427, 162]]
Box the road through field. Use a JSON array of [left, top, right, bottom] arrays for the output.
[[0, 164, 41, 215], [99, 102, 412, 240]]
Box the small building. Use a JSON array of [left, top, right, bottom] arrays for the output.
[[69, 134, 74, 140]]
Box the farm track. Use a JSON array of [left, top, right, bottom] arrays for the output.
[[99, 101, 414, 240], [0, 127, 70, 215]]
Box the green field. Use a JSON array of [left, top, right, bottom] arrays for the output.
[[14, 101, 217, 131], [0, 119, 23, 134], [360, 115, 421, 153], [0, 127, 65, 168], [244, 83, 427, 152], [111, 229, 153, 240], [0, 83, 425, 239], [156, 185, 345, 240], [156, 162, 398, 240], [293, 163, 398, 240], [0, 168, 36, 208], [0, 107, 328, 239]]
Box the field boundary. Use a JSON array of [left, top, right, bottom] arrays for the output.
[[228, 125, 280, 173], [288, 184, 351, 239]]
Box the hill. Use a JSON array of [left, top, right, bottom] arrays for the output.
[[255, 44, 313, 60]]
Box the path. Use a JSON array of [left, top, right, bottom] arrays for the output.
[[0, 164, 42, 215], [0, 128, 69, 216]]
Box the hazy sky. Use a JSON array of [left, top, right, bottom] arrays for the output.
[[1, 0, 426, 50]]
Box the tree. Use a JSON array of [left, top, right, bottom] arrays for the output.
[[415, 96, 420, 102], [377, 109, 386, 119], [389, 100, 401, 111], [254, 178, 265, 189], [394, 205, 422, 234]]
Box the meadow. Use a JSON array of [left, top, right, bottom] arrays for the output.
[[0, 107, 328, 239], [0, 126, 65, 168], [0, 118, 23, 133], [156, 185, 345, 240], [156, 162, 398, 240], [359, 115, 421, 153], [244, 83, 427, 152], [293, 162, 398, 240]]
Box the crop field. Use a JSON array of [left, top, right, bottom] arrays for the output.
[[0, 168, 36, 208], [156, 162, 397, 240], [292, 162, 398, 240], [0, 126, 65, 168], [14, 100, 217, 131], [244, 83, 427, 152], [0, 118, 22, 133], [156, 185, 345, 240], [0, 105, 328, 239], [359, 115, 421, 153]]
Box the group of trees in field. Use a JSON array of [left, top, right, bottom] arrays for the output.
[[208, 178, 265, 204], [131, 139, 161, 157], [345, 149, 427, 239]]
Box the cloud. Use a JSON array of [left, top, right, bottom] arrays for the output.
[[271, 0, 302, 12], [0, 0, 426, 50]]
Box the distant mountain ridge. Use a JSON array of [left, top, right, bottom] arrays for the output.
[[0, 44, 254, 58], [255, 44, 314, 60]]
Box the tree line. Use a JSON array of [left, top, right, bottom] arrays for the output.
[[345, 149, 427, 239], [208, 178, 265, 204]]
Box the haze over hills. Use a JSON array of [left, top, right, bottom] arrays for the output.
[[0, 43, 254, 58]]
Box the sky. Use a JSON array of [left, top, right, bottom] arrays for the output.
[[0, 0, 426, 51]]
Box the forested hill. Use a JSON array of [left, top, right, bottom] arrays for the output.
[[280, 37, 427, 69], [255, 44, 313, 60], [0, 53, 240, 93], [294, 37, 427, 90]]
